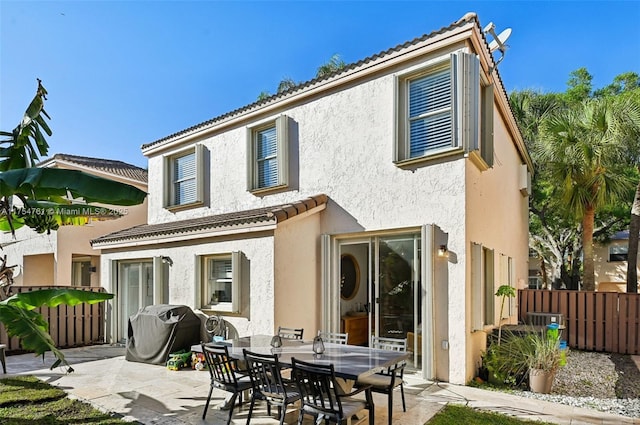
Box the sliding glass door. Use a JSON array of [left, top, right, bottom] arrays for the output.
[[118, 261, 153, 342]]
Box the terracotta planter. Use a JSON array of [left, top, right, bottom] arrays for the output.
[[529, 368, 555, 394]]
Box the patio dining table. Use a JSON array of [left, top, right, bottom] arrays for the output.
[[192, 334, 409, 381]]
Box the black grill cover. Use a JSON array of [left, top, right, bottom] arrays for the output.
[[125, 304, 201, 365]]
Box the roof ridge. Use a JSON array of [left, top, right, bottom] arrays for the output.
[[39, 153, 149, 184], [141, 14, 478, 150], [40, 153, 147, 170]]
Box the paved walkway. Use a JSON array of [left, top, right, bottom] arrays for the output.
[[1, 345, 638, 425]]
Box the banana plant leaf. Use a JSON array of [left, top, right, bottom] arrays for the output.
[[0, 167, 147, 205], [0, 289, 114, 372]]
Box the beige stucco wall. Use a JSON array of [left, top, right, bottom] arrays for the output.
[[274, 212, 323, 337], [56, 199, 147, 285], [23, 253, 55, 285], [464, 107, 530, 383]]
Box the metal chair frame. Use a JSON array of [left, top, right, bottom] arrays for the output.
[[291, 357, 374, 425], [277, 326, 304, 340], [317, 330, 349, 345], [200, 343, 252, 425], [243, 349, 301, 425], [356, 336, 407, 425]]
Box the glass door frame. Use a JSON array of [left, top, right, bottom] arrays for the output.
[[326, 226, 436, 378], [116, 259, 154, 343]]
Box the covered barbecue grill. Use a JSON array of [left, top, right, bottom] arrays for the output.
[[125, 304, 201, 365]]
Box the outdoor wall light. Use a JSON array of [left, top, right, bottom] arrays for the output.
[[161, 256, 173, 266], [438, 245, 448, 257]]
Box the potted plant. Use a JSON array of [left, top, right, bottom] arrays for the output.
[[525, 331, 563, 394]]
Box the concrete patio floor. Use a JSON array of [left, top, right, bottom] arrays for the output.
[[2, 344, 638, 425]]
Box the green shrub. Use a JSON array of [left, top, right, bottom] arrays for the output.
[[482, 330, 535, 387]]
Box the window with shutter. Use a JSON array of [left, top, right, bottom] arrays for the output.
[[395, 51, 484, 165], [471, 242, 496, 330], [199, 252, 242, 313], [247, 115, 289, 193], [164, 144, 204, 209]]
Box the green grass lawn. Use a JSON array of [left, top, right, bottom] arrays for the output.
[[0, 376, 135, 425], [427, 404, 556, 425], [2, 375, 554, 425]]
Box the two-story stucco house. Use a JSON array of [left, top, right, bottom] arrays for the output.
[[0, 154, 148, 287], [92, 13, 532, 384]]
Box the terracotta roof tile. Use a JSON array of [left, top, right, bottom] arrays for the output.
[[39, 153, 148, 183], [91, 194, 327, 246]]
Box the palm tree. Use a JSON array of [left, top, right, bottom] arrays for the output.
[[316, 53, 346, 79], [0, 80, 146, 370], [536, 97, 635, 290], [615, 90, 640, 293]]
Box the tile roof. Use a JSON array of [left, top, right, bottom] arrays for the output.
[[39, 153, 148, 183], [91, 194, 327, 246], [141, 12, 497, 151]]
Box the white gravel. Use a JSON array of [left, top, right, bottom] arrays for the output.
[[508, 350, 640, 418]]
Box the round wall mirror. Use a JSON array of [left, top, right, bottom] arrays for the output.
[[340, 254, 360, 300]]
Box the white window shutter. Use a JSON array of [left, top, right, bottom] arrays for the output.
[[246, 127, 254, 190], [195, 144, 205, 203], [499, 254, 509, 319], [195, 255, 202, 310], [481, 84, 494, 166], [163, 156, 170, 207], [231, 251, 242, 313], [508, 257, 515, 317], [276, 115, 289, 186], [453, 51, 480, 152], [153, 256, 165, 305], [484, 248, 495, 326], [471, 242, 483, 331]]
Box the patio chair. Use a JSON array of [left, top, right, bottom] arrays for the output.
[[355, 336, 407, 425], [243, 349, 301, 425], [291, 357, 374, 425], [277, 326, 304, 340], [200, 343, 252, 425], [317, 330, 349, 345]]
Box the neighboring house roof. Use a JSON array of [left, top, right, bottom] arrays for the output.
[[91, 194, 327, 247], [611, 231, 630, 241], [38, 153, 148, 184], [141, 12, 517, 157]]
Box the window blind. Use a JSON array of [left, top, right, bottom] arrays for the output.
[[173, 152, 196, 204], [256, 126, 278, 188], [408, 68, 452, 157]]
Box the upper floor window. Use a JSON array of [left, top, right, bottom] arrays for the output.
[[247, 115, 289, 193], [395, 51, 493, 168], [164, 145, 204, 209], [199, 252, 243, 313], [609, 245, 628, 262]]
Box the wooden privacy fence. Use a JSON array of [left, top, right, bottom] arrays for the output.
[[518, 289, 640, 355], [0, 286, 108, 353]]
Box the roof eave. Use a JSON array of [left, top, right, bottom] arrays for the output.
[[92, 220, 278, 249]]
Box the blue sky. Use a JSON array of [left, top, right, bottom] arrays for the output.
[[1, 1, 639, 169]]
